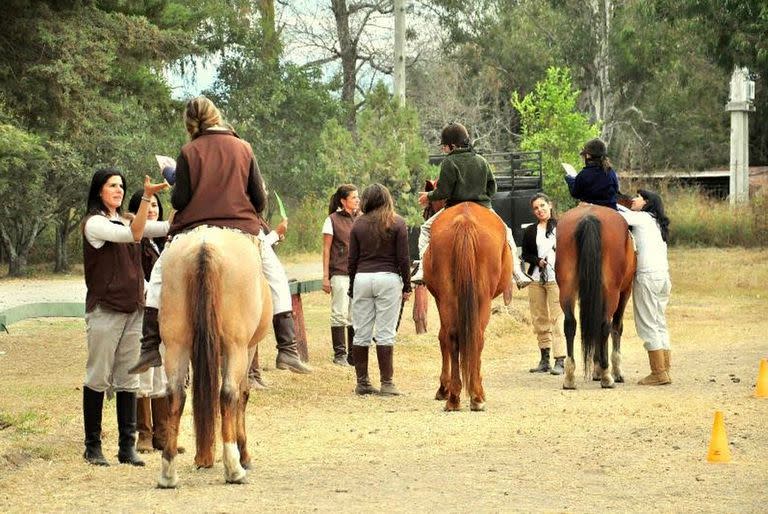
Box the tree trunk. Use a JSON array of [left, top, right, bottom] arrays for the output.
[[332, 0, 358, 132], [0, 217, 45, 277], [54, 218, 71, 274], [258, 0, 281, 63], [587, 0, 616, 145]]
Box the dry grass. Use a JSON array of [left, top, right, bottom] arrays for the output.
[[1, 248, 767, 512]]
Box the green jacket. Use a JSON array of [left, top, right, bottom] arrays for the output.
[[426, 148, 496, 208]]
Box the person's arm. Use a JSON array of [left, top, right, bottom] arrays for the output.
[[395, 220, 412, 295], [427, 160, 457, 201], [247, 158, 267, 214], [142, 220, 170, 239], [131, 176, 170, 241], [485, 162, 497, 198], [347, 228, 360, 298], [520, 226, 539, 266], [171, 153, 191, 211], [84, 216, 135, 248], [564, 173, 577, 197], [322, 233, 333, 294]]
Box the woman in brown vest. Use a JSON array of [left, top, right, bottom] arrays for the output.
[[82, 169, 168, 466], [322, 184, 360, 366], [130, 96, 311, 375]]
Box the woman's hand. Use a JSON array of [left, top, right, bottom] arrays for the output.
[[418, 192, 429, 207], [276, 218, 288, 240], [538, 258, 547, 268], [402, 291, 412, 302], [322, 277, 331, 294], [143, 175, 170, 197]]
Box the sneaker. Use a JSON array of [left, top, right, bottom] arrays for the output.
[[411, 261, 424, 284]]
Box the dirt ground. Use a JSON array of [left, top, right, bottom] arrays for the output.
[[0, 248, 766, 513]]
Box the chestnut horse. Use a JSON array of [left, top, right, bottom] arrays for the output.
[[555, 204, 636, 389], [156, 226, 272, 488], [424, 202, 511, 411]]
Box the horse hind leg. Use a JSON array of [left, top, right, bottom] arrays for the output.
[[221, 349, 249, 484], [599, 321, 615, 389], [610, 290, 631, 383], [445, 333, 462, 411], [435, 327, 451, 401], [157, 352, 190, 489], [562, 304, 577, 390], [237, 367, 251, 470]]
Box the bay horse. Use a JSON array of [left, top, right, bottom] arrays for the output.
[[554, 204, 636, 389], [424, 202, 511, 411], [156, 226, 272, 488]]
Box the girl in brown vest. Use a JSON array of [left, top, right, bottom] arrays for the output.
[[81, 169, 168, 466], [322, 184, 360, 365]]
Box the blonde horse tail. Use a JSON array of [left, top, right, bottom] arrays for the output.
[[188, 243, 221, 460], [452, 214, 482, 396]]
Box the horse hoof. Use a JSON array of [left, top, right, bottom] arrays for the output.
[[562, 382, 576, 390], [443, 402, 461, 412], [435, 387, 447, 401], [226, 469, 248, 484], [601, 380, 615, 389], [614, 375, 625, 383], [470, 401, 486, 412], [157, 477, 179, 489]]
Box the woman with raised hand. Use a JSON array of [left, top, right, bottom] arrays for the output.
[[81, 170, 168, 466]]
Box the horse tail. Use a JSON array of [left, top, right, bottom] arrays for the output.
[[575, 214, 605, 373], [188, 242, 221, 459], [452, 215, 482, 396]]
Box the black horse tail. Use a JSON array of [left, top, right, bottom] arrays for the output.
[[188, 243, 221, 461], [575, 215, 605, 374], [453, 214, 482, 396]]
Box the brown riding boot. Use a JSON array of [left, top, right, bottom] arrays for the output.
[[664, 349, 672, 383], [376, 345, 402, 396], [353, 345, 378, 395], [273, 312, 313, 374], [248, 347, 269, 390], [346, 326, 356, 366], [637, 349, 671, 386], [128, 307, 162, 374], [331, 326, 348, 366], [151, 397, 184, 453], [136, 397, 153, 453]]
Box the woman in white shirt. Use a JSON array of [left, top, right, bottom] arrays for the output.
[[619, 189, 672, 386], [81, 169, 167, 466], [521, 193, 566, 375]]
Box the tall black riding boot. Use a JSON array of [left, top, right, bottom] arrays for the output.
[[331, 326, 348, 366], [115, 391, 145, 466], [529, 348, 551, 373], [273, 312, 313, 374], [128, 307, 162, 374], [353, 345, 378, 395], [376, 345, 402, 396], [346, 326, 356, 366], [83, 386, 109, 466]]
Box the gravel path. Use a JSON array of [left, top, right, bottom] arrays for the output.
[[0, 261, 322, 310]]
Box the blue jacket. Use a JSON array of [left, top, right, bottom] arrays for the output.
[[565, 163, 619, 209]]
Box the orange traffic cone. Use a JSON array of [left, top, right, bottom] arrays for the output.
[[706, 411, 731, 463], [755, 358, 768, 398]]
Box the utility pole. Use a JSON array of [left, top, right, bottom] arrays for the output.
[[726, 67, 756, 205], [393, 0, 406, 104]]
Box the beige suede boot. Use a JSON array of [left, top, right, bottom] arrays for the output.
[[637, 349, 671, 385]]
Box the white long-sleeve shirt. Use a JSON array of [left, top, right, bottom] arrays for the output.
[[619, 207, 668, 273], [84, 213, 169, 249]]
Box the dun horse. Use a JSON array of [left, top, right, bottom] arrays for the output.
[[555, 204, 636, 389], [156, 226, 272, 488], [424, 202, 511, 411]]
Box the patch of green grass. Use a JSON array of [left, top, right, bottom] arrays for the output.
[[0, 411, 50, 436]]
